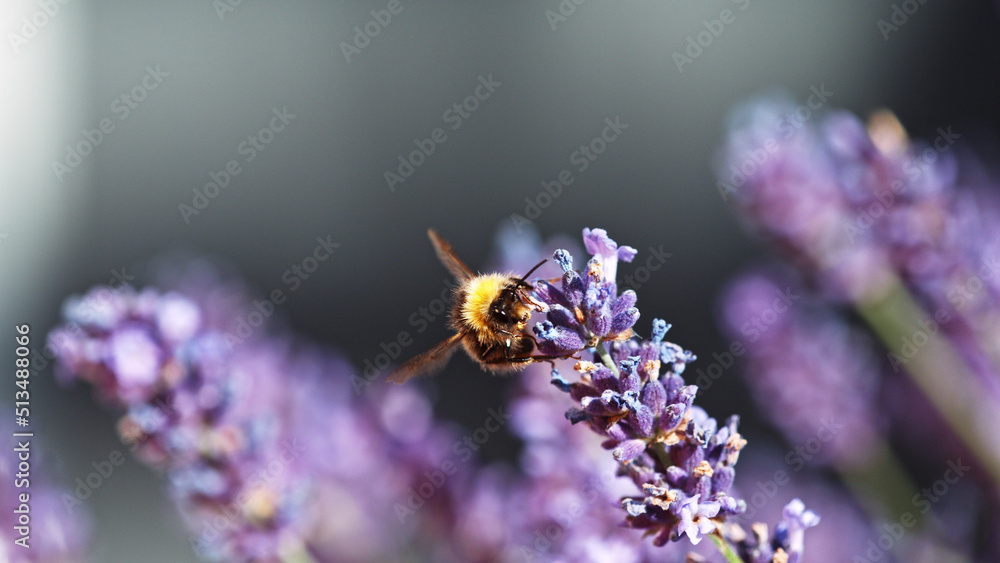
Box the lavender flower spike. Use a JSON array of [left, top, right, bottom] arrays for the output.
[[532, 228, 823, 559]]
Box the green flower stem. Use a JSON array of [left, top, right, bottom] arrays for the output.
[[650, 441, 672, 469], [710, 530, 743, 563], [836, 437, 924, 528], [856, 275, 1000, 487], [834, 444, 970, 563], [596, 341, 619, 375]]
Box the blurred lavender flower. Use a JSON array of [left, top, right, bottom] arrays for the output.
[[717, 96, 1000, 404], [0, 429, 90, 562], [47, 279, 467, 563], [716, 96, 896, 301], [48, 286, 321, 560], [717, 94, 1000, 560], [720, 271, 882, 468]]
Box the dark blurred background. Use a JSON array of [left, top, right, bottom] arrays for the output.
[[4, 1, 1000, 560]]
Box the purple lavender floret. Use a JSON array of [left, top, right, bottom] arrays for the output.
[[532, 229, 640, 355], [583, 227, 638, 283], [720, 271, 882, 468], [731, 498, 820, 563], [675, 494, 721, 545]]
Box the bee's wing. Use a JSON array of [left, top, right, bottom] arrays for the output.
[[428, 229, 475, 281], [388, 332, 464, 384]]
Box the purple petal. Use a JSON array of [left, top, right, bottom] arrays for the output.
[[582, 228, 637, 283], [585, 288, 613, 336], [156, 294, 202, 343], [613, 439, 647, 462], [553, 249, 574, 272], [659, 403, 686, 431], [582, 227, 618, 257], [640, 379, 667, 415], [592, 365, 618, 392], [628, 405, 655, 437], [688, 474, 712, 499], [583, 395, 621, 417], [664, 466, 687, 488], [532, 280, 572, 310], [673, 385, 698, 410], [610, 307, 640, 336], [617, 245, 638, 263], [712, 466, 735, 495], [605, 422, 628, 442], [108, 327, 162, 388], [650, 319, 669, 343], [611, 290, 637, 316], [533, 321, 584, 354]]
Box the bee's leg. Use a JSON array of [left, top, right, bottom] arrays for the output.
[[495, 329, 533, 354], [519, 333, 540, 346], [506, 352, 582, 366], [496, 329, 541, 348], [528, 353, 582, 362]]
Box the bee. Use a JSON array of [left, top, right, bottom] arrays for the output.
[[388, 229, 564, 384]]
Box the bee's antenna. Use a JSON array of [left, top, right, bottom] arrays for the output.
[[516, 259, 548, 286]]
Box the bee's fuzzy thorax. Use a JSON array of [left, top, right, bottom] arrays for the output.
[[460, 273, 510, 343]]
